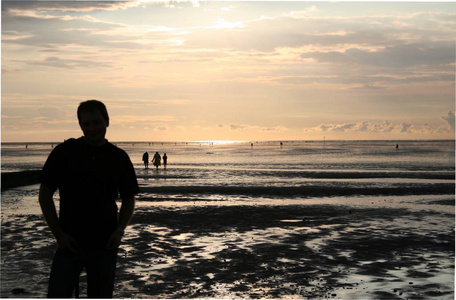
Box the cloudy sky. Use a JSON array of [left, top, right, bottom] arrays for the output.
[[2, 1, 455, 142]]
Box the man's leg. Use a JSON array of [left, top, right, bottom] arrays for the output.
[[47, 248, 84, 298], [86, 249, 118, 298]]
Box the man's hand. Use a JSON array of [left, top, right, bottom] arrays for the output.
[[39, 184, 79, 254], [105, 230, 122, 250], [56, 231, 79, 254]]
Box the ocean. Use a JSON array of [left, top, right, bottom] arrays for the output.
[[2, 139, 455, 205], [1, 139, 455, 298]]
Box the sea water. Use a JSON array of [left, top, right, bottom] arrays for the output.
[[1, 140, 455, 298], [1, 140, 454, 209], [2, 140, 454, 179]]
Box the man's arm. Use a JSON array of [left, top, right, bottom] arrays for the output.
[[38, 184, 79, 253], [105, 195, 135, 249]]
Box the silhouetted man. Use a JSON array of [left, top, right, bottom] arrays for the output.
[[39, 100, 139, 298], [142, 151, 149, 169]]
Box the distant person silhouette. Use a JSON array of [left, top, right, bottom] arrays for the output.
[[396, 143, 399, 150], [38, 100, 139, 298], [142, 152, 149, 169], [163, 153, 168, 169], [152, 152, 161, 169]]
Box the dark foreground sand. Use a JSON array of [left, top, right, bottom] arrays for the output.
[[1, 188, 454, 299]]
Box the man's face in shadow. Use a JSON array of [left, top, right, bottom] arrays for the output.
[[79, 110, 109, 146]]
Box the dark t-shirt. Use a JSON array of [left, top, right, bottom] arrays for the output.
[[40, 137, 139, 249]]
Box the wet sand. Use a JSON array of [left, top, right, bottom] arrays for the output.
[[1, 185, 454, 299]]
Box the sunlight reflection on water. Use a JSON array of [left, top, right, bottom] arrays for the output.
[[135, 194, 454, 214]]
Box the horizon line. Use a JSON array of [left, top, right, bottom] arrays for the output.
[[1, 138, 454, 145]]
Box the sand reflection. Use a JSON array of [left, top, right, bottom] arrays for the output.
[[1, 186, 454, 298]]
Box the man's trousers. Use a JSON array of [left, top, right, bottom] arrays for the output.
[[47, 247, 118, 298]]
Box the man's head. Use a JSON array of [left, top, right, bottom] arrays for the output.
[[77, 100, 109, 125], [77, 100, 110, 146]]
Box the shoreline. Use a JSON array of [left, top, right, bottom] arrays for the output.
[[2, 169, 454, 195], [138, 184, 455, 197]]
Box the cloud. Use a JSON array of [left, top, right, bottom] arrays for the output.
[[284, 6, 319, 19], [442, 111, 455, 132], [27, 56, 111, 69], [399, 122, 413, 134], [274, 71, 454, 89], [316, 117, 456, 136], [2, 2, 455, 142], [319, 120, 414, 134], [178, 7, 456, 89], [227, 123, 288, 133], [155, 125, 169, 131], [2, 2, 143, 13], [35, 106, 69, 120], [301, 42, 455, 69], [4, 2, 455, 78], [320, 122, 361, 132], [1, 102, 76, 131], [373, 121, 395, 133], [1, 7, 149, 51], [115, 115, 176, 125], [230, 124, 247, 130], [221, 5, 236, 12], [185, 9, 456, 56], [418, 123, 454, 135], [261, 126, 286, 132]]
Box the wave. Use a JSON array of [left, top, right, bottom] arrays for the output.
[[139, 183, 455, 197], [136, 170, 455, 180], [3, 169, 454, 198]]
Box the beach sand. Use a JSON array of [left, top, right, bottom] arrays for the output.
[[1, 185, 454, 299]]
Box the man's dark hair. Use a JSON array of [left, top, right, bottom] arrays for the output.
[[77, 100, 109, 124]]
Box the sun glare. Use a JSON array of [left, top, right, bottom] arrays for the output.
[[196, 140, 243, 145]]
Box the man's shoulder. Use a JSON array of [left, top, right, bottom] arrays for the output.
[[106, 141, 124, 152], [105, 142, 130, 159], [41, 138, 82, 172], [49, 137, 81, 153], [62, 137, 82, 146]]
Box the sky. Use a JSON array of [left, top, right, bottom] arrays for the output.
[[1, 1, 455, 143]]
